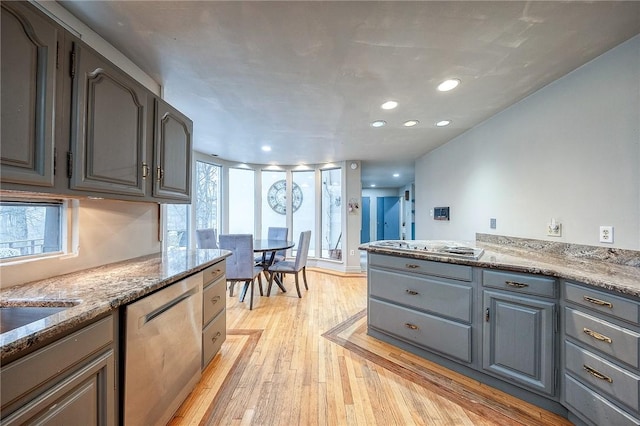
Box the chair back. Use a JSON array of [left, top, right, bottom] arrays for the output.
[[268, 227, 288, 257], [196, 228, 218, 249], [219, 234, 254, 280], [293, 231, 312, 271]]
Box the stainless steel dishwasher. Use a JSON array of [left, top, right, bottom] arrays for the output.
[[123, 272, 202, 426]]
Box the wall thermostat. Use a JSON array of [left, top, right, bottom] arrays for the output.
[[434, 207, 450, 221]]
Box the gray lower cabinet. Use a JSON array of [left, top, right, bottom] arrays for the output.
[[1, 1, 61, 187], [562, 280, 640, 426], [482, 289, 556, 395], [0, 315, 116, 425], [69, 40, 150, 198], [367, 253, 475, 364], [202, 260, 227, 368]]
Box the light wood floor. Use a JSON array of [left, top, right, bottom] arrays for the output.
[[169, 270, 573, 426]]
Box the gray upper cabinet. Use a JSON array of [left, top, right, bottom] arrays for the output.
[[1, 2, 60, 187], [483, 290, 556, 396], [69, 41, 149, 197], [153, 98, 192, 201]]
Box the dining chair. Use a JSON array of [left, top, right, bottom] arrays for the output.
[[219, 234, 263, 310], [196, 228, 218, 249], [266, 230, 311, 298], [255, 226, 288, 264]]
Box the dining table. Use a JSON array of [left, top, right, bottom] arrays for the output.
[[253, 239, 295, 293]]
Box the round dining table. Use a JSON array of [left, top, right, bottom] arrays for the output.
[[253, 239, 295, 293]]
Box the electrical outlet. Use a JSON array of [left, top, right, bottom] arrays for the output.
[[547, 220, 562, 237], [599, 226, 614, 243], [490, 218, 496, 229], [350, 249, 355, 256]]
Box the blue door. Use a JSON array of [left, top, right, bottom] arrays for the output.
[[376, 196, 400, 240], [361, 197, 370, 243]]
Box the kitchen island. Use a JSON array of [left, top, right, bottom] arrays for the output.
[[361, 234, 640, 426]]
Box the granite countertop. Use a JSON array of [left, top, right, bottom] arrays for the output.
[[360, 234, 640, 299], [0, 249, 231, 361]]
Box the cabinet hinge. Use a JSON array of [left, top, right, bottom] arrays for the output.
[[66, 151, 73, 178], [485, 308, 490, 322], [70, 48, 76, 79]]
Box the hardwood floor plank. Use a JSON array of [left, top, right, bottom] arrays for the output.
[[171, 271, 571, 426]]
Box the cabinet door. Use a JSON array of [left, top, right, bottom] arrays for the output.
[[153, 98, 192, 201], [69, 41, 149, 197], [1, 2, 58, 186], [483, 290, 556, 395]]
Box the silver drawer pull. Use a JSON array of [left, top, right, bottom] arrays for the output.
[[405, 289, 419, 296], [211, 331, 222, 343], [210, 295, 221, 304], [505, 280, 528, 288], [583, 295, 613, 308], [583, 365, 613, 383], [583, 327, 613, 344], [405, 264, 420, 269], [404, 323, 419, 330]]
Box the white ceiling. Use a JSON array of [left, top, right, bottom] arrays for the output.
[[59, 1, 640, 189]]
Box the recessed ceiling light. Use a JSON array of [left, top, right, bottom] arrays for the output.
[[437, 79, 461, 92], [381, 100, 398, 110], [370, 184, 376, 187], [435, 120, 451, 127], [261, 145, 272, 152], [393, 173, 400, 178], [403, 120, 419, 127], [371, 120, 386, 128]]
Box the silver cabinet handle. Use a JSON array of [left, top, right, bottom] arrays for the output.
[[505, 280, 528, 288], [583, 327, 613, 344], [405, 323, 418, 330], [583, 295, 613, 308], [583, 364, 613, 383], [405, 289, 419, 295], [211, 331, 222, 343], [405, 264, 420, 269]]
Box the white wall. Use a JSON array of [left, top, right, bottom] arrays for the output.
[[1, 199, 160, 288], [415, 35, 640, 249]]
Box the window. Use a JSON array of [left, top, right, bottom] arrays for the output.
[[165, 204, 190, 250], [0, 200, 64, 260], [261, 170, 286, 238], [321, 168, 342, 260], [228, 168, 255, 234], [292, 170, 315, 257], [195, 161, 221, 237]]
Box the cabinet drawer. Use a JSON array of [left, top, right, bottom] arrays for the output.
[[370, 268, 473, 323], [369, 253, 472, 282], [565, 307, 640, 369], [483, 270, 556, 298], [565, 341, 640, 412], [565, 374, 640, 426], [202, 310, 226, 368], [369, 299, 472, 363], [203, 277, 226, 326], [565, 282, 640, 325], [203, 261, 225, 286]]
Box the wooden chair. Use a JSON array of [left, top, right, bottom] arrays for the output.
[[196, 228, 218, 249], [267, 230, 311, 298], [219, 234, 263, 310]]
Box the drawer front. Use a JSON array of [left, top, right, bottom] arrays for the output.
[[565, 341, 640, 412], [483, 270, 556, 298], [565, 281, 640, 325], [369, 253, 472, 282], [369, 299, 472, 363], [203, 277, 226, 326], [202, 310, 226, 368], [370, 268, 473, 323], [565, 307, 640, 369], [203, 261, 226, 286], [565, 374, 640, 426]]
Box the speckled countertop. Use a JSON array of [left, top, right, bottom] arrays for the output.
[[0, 249, 230, 361], [360, 234, 640, 299]]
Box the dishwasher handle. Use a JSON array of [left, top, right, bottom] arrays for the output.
[[143, 287, 199, 325]]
